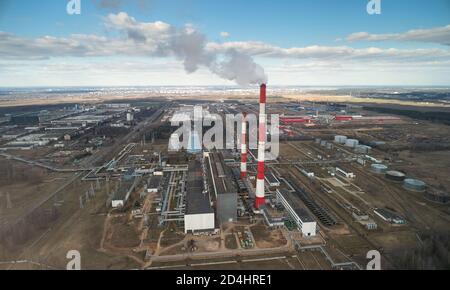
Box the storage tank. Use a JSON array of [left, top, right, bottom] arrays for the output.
[[371, 164, 388, 174], [334, 135, 347, 144], [403, 179, 427, 192], [385, 170, 406, 182], [345, 139, 359, 148], [355, 145, 371, 154]]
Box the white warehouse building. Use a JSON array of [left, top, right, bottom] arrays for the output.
[[277, 190, 317, 237]]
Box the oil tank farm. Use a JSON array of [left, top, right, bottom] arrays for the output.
[[385, 170, 406, 182], [371, 164, 388, 174], [403, 179, 427, 192]]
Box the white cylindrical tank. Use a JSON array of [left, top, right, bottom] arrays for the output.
[[371, 164, 388, 174], [355, 145, 371, 154], [403, 179, 427, 192], [334, 135, 347, 144], [345, 139, 359, 148]]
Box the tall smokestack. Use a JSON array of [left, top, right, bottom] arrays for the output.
[[240, 112, 248, 179], [255, 84, 266, 209]]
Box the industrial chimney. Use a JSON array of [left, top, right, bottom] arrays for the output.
[[255, 84, 266, 209], [240, 112, 248, 179]]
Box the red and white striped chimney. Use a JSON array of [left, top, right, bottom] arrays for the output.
[[240, 112, 247, 179], [255, 84, 266, 209]]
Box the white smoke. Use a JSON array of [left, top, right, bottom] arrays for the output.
[[107, 13, 268, 85]]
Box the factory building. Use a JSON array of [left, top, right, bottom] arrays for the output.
[[277, 190, 317, 237], [374, 208, 406, 225], [184, 159, 215, 234], [209, 152, 238, 224], [336, 167, 355, 179]]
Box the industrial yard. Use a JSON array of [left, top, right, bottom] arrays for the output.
[[1, 84, 450, 270]]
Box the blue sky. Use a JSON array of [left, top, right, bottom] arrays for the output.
[[0, 0, 449, 86]]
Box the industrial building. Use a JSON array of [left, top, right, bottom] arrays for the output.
[[336, 167, 355, 179], [207, 152, 238, 224], [374, 208, 406, 225], [277, 189, 317, 237], [184, 159, 215, 234]]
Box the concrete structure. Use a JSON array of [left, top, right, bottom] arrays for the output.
[[255, 84, 267, 209], [277, 190, 316, 237]]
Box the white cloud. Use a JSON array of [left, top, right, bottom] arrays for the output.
[[346, 24, 450, 46], [220, 31, 230, 38], [0, 13, 449, 86]]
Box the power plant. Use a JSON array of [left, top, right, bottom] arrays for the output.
[[2, 83, 449, 271]]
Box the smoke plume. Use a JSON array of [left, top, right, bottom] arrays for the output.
[[107, 12, 268, 85]]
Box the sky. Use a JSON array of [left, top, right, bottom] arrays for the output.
[[0, 0, 449, 87]]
